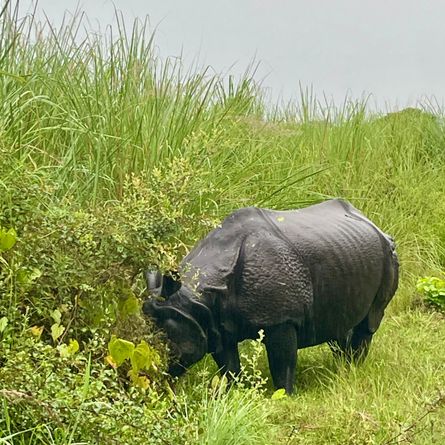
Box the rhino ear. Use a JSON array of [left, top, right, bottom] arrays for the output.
[[160, 271, 181, 297]]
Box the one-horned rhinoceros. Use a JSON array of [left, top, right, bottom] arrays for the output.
[[143, 199, 399, 394]]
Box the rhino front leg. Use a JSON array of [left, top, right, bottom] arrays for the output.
[[264, 323, 298, 394], [212, 338, 241, 378]]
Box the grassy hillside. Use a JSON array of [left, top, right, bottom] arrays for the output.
[[1, 4, 444, 444]]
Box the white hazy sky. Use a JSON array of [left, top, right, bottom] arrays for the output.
[[19, 0, 445, 110]]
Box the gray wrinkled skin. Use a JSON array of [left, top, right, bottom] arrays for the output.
[[144, 199, 399, 394]]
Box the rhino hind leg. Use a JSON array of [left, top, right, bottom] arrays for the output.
[[264, 323, 298, 395], [330, 317, 373, 363]]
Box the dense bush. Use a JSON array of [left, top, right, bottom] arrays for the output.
[[0, 143, 216, 441], [0, 299, 273, 445], [0, 147, 217, 331], [0, 329, 275, 444]]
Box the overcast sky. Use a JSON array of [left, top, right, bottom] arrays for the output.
[[19, 0, 445, 110]]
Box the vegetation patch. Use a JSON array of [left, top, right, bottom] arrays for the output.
[[417, 276, 445, 311]]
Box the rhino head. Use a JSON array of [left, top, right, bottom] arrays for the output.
[[143, 271, 222, 376]]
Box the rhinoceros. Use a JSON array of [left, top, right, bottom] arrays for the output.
[[143, 199, 398, 394]]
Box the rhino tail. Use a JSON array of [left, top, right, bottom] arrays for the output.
[[367, 235, 399, 333]]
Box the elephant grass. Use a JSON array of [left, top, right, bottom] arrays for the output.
[[1, 4, 445, 445]]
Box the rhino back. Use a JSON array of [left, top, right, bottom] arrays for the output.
[[258, 199, 388, 344], [181, 200, 392, 346]]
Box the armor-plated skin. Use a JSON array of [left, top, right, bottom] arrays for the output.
[[144, 199, 399, 394]]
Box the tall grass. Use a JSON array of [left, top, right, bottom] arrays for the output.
[[2, 1, 444, 298], [0, 1, 264, 203]]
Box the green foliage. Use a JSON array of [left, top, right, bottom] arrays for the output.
[[196, 376, 274, 445], [108, 336, 135, 366], [0, 318, 274, 445], [271, 388, 287, 400], [237, 329, 269, 391], [0, 227, 17, 252], [416, 276, 445, 310], [107, 335, 161, 388], [0, 152, 217, 338], [0, 329, 194, 444]]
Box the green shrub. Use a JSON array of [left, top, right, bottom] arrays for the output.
[[0, 329, 194, 444], [0, 149, 226, 443], [416, 276, 445, 310], [0, 149, 218, 335], [0, 325, 277, 444]]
